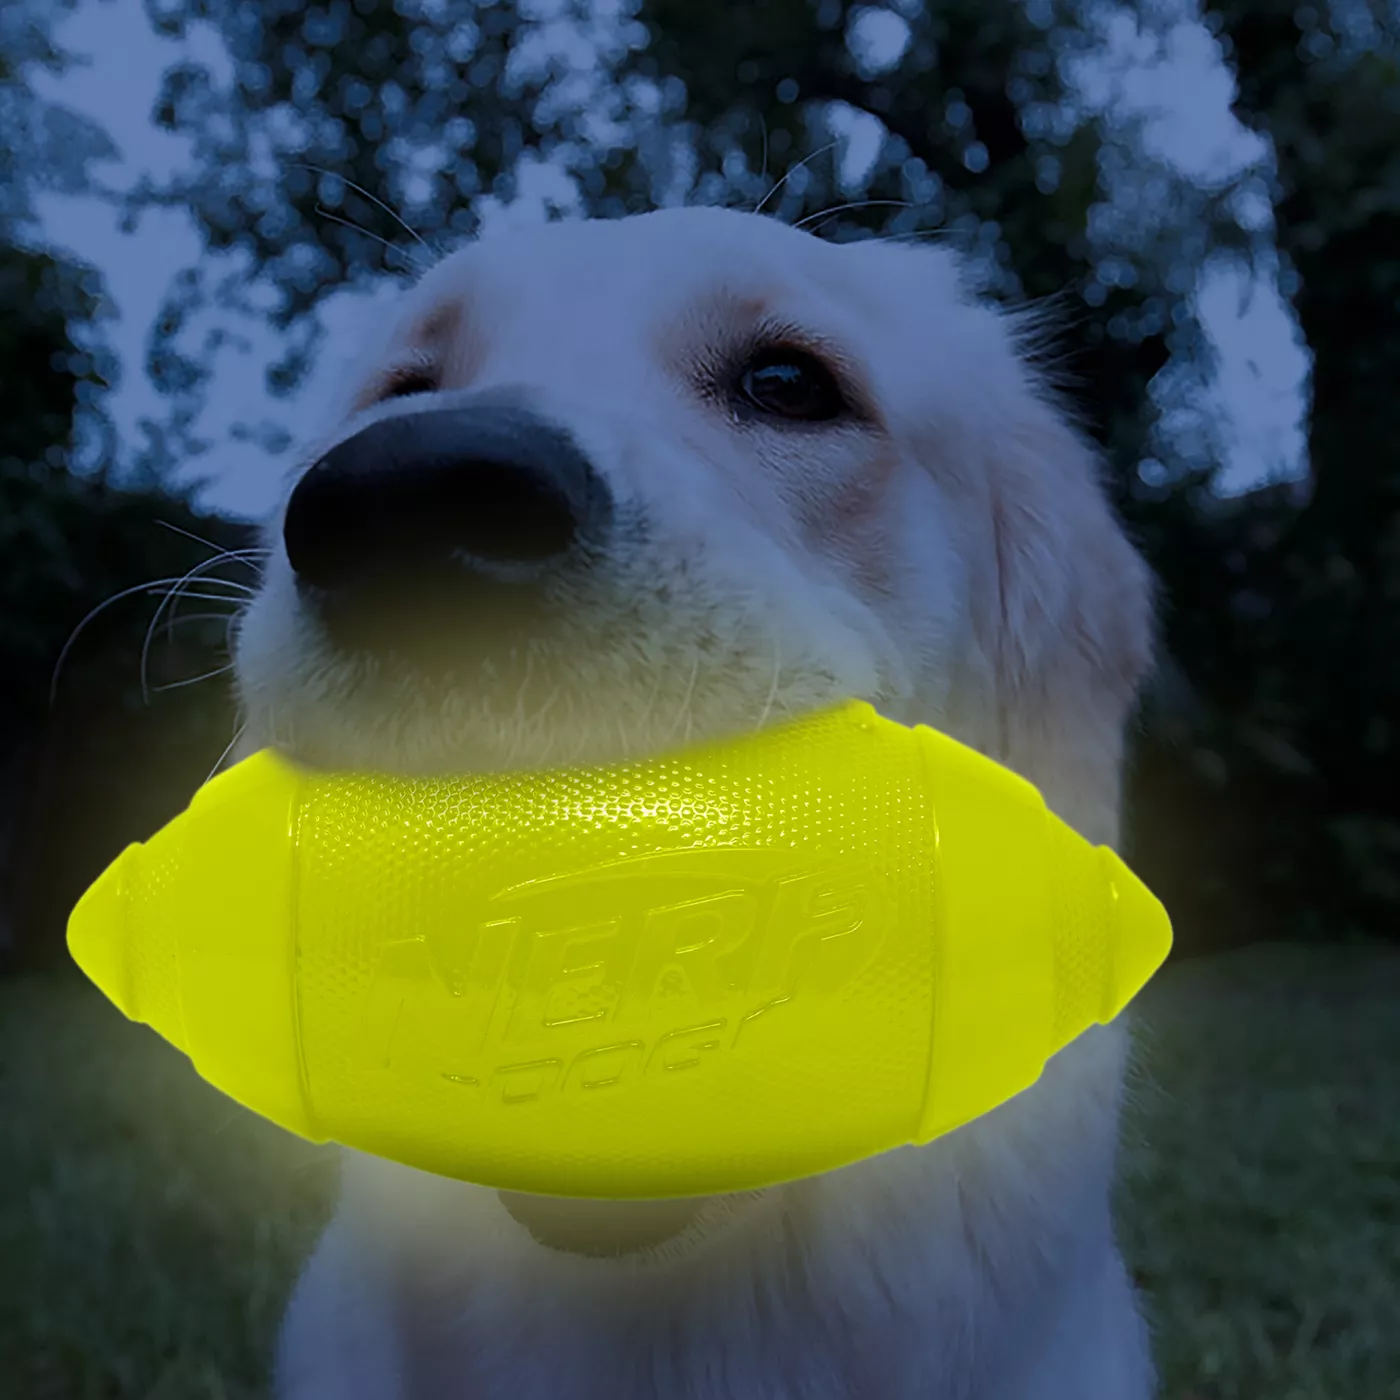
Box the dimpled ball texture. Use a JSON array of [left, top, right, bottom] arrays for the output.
[[67, 698, 1171, 1199]]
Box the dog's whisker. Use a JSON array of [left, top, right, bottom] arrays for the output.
[[144, 560, 255, 702], [152, 610, 239, 629], [565, 690, 585, 768], [165, 554, 263, 646], [292, 161, 434, 255], [192, 546, 270, 574], [755, 638, 783, 734], [794, 199, 918, 233], [635, 666, 666, 738], [151, 522, 269, 652], [155, 518, 234, 555], [205, 719, 248, 785], [530, 681, 560, 730], [154, 519, 271, 569], [160, 555, 262, 595], [313, 205, 431, 276], [147, 610, 241, 660], [670, 653, 702, 745], [753, 139, 842, 217], [156, 587, 254, 604], [50, 576, 246, 706], [502, 656, 532, 769], [161, 551, 264, 648], [863, 226, 954, 248], [511, 648, 536, 727], [150, 662, 236, 695]]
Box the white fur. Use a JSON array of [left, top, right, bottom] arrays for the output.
[[232, 206, 1158, 1399]]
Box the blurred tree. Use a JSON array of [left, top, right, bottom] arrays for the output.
[[126, 0, 659, 468], [130, 0, 1255, 496], [1182, 0, 1400, 938], [0, 0, 252, 966]]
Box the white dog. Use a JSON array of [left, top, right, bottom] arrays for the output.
[[231, 205, 1158, 1399]]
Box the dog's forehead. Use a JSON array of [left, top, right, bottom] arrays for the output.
[[400, 208, 888, 337]]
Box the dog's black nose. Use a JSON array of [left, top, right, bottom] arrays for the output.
[[283, 404, 614, 658]]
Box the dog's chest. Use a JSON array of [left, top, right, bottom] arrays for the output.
[[405, 1224, 992, 1400]]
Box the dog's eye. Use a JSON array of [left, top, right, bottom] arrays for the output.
[[373, 364, 439, 403], [736, 348, 847, 422]]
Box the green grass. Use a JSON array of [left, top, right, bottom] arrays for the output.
[[2, 945, 1397, 1399], [1116, 943, 1400, 1400], [0, 969, 338, 1400]]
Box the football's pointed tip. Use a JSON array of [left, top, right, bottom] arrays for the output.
[[67, 846, 134, 1017], [1100, 848, 1174, 1019]]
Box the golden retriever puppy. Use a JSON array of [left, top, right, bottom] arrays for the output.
[[231, 205, 1157, 1399]]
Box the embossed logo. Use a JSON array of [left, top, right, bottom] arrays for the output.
[[360, 849, 888, 1102]]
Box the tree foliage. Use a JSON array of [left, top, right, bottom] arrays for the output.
[[0, 2, 250, 964], [1180, 0, 1400, 936]]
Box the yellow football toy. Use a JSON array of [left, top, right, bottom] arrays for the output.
[[67, 697, 1170, 1199]]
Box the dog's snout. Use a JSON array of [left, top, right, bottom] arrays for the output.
[[282, 405, 615, 657]]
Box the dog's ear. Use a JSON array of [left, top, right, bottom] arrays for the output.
[[976, 375, 1157, 843], [834, 238, 1155, 841], [858, 246, 1157, 843]]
